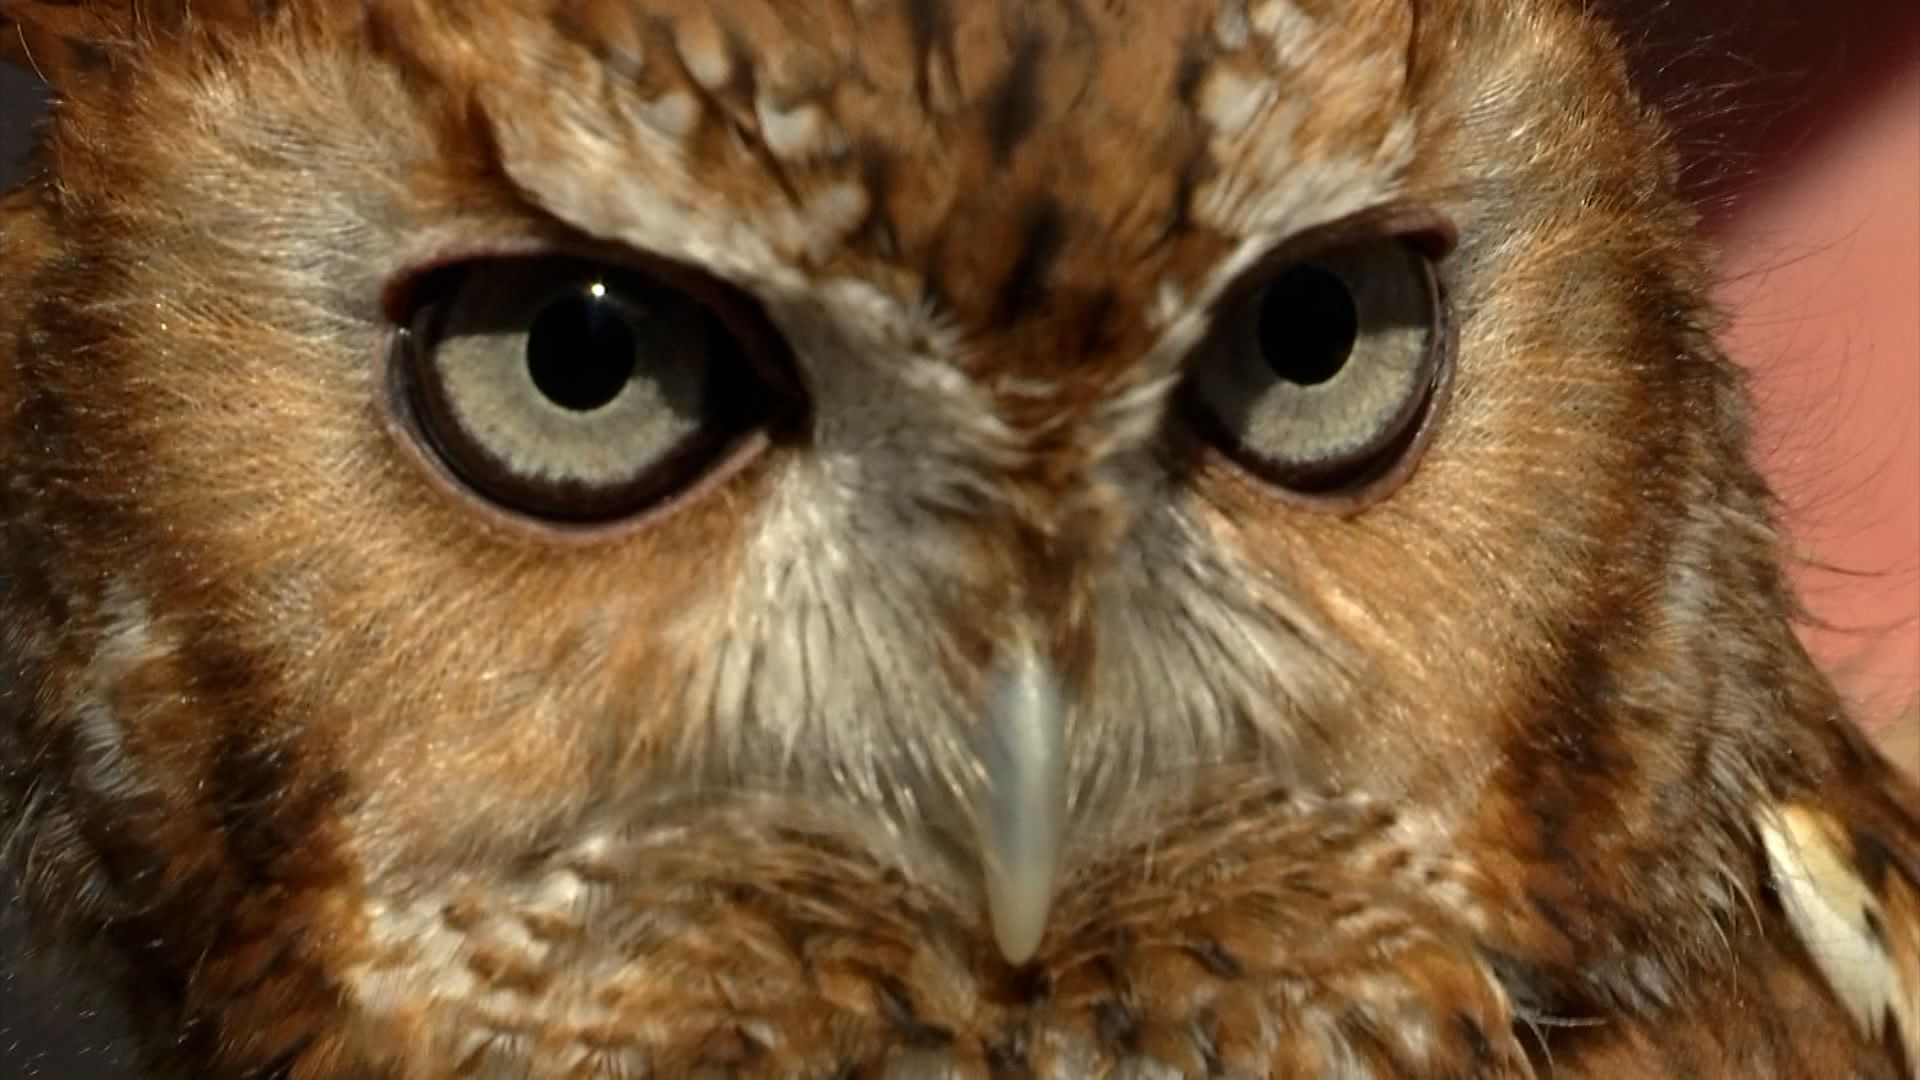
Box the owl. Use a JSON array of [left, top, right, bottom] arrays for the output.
[[0, 0, 1915, 1078]]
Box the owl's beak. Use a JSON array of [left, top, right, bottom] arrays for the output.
[[975, 634, 1068, 965]]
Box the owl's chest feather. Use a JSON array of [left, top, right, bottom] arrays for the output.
[[342, 783, 1536, 1078]]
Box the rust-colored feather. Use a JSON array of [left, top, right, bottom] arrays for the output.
[[1, 2, 125, 92], [1, 1, 1914, 1077], [1, 1, 311, 93]]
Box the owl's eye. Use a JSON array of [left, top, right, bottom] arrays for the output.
[[393, 257, 777, 523], [1187, 235, 1449, 498]]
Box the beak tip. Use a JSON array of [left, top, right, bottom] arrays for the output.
[[985, 868, 1053, 965], [977, 636, 1069, 969]]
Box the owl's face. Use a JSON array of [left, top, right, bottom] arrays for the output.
[[2, 0, 1759, 1073]]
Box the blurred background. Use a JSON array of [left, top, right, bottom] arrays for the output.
[[1604, 0, 1919, 766], [1, 2, 1916, 1075]]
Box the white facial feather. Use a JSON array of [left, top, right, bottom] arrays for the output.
[[1758, 804, 1914, 1057]]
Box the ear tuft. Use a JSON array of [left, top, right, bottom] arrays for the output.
[[2, 3, 129, 92], [2, 1, 277, 93]]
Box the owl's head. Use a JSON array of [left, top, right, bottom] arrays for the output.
[[1, 0, 1828, 1074]]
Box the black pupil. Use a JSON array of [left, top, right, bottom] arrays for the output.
[[1257, 264, 1358, 387], [526, 288, 638, 412]]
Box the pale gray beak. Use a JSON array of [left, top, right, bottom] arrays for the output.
[[974, 636, 1068, 965]]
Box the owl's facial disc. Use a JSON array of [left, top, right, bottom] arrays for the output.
[[975, 631, 1069, 964]]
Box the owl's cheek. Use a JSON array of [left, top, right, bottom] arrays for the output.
[[311, 614, 698, 883], [163, 449, 781, 849]]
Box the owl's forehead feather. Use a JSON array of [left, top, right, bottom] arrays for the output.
[[11, 0, 1575, 351], [353, 0, 1423, 316], [311, 0, 1420, 426]]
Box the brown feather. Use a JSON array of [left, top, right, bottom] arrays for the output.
[[1, 1, 1914, 1077]]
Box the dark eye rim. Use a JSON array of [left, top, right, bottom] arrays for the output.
[[1182, 205, 1459, 514], [377, 245, 803, 540]]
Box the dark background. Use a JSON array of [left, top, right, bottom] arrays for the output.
[[4, 63, 144, 1080], [1, 3, 1915, 1076]]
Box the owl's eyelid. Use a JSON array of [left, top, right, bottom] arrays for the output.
[[385, 239, 806, 406], [377, 226, 578, 325], [1318, 203, 1458, 258], [1210, 203, 1458, 314]]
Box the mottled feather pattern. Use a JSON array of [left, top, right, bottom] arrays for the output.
[[1, 1, 1916, 1078], [1760, 805, 1915, 1067], [1761, 723, 1920, 1076]]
